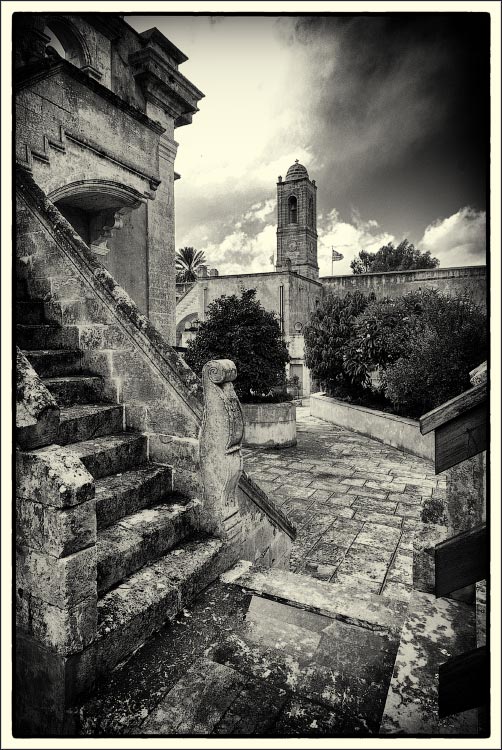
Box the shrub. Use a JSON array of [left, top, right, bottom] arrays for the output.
[[184, 289, 290, 403], [352, 294, 423, 371], [384, 293, 487, 417], [303, 291, 374, 393]]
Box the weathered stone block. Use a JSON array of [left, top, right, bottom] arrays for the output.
[[16, 445, 94, 508], [412, 522, 449, 593], [17, 544, 97, 608], [16, 497, 96, 557], [17, 589, 97, 654], [15, 633, 96, 735]]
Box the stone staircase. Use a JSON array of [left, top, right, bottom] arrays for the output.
[[17, 288, 224, 679]]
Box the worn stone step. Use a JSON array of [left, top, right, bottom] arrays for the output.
[[58, 404, 124, 446], [16, 324, 80, 350], [230, 565, 408, 637], [69, 433, 148, 480], [23, 349, 83, 378], [43, 376, 107, 407], [16, 301, 45, 325], [97, 499, 202, 595], [95, 464, 174, 530], [209, 593, 395, 733], [96, 537, 224, 675], [141, 656, 288, 735], [380, 590, 478, 736]]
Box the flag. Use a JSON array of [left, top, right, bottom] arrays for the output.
[[332, 248, 344, 261]]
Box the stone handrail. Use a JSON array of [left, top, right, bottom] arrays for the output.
[[199, 359, 243, 540]]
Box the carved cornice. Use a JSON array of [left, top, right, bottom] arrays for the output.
[[129, 46, 204, 126]]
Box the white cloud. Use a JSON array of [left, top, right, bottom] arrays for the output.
[[204, 224, 276, 275], [419, 207, 486, 267], [317, 209, 395, 276]]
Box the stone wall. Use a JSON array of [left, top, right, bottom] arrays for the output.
[[15, 14, 204, 344], [321, 266, 487, 308]]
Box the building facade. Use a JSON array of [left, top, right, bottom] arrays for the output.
[[176, 161, 324, 397]]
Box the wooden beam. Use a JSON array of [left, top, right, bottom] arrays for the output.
[[420, 382, 486, 435], [435, 524, 487, 597], [434, 402, 487, 474], [439, 646, 488, 717]]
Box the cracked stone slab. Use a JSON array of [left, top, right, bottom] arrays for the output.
[[380, 590, 477, 735]]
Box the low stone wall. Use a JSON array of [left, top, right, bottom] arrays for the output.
[[321, 266, 486, 309], [310, 393, 434, 461], [242, 402, 297, 448]]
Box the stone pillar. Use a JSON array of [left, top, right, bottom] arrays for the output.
[[15, 447, 97, 735], [145, 109, 178, 342]]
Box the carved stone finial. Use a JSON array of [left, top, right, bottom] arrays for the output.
[[199, 360, 244, 541], [205, 359, 237, 385]]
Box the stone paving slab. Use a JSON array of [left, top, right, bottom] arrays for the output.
[[244, 407, 438, 596]]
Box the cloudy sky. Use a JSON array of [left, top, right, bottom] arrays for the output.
[[128, 13, 489, 276]]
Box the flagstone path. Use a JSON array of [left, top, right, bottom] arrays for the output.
[[243, 406, 446, 601]]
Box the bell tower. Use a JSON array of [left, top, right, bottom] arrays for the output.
[[276, 160, 318, 280]]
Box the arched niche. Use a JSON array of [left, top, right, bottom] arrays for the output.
[[50, 180, 149, 314], [50, 180, 144, 255]]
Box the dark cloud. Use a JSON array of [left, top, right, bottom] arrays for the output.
[[283, 14, 489, 239]]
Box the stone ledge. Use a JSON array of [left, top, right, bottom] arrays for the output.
[[310, 393, 434, 461]]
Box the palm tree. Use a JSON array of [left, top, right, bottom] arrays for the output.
[[176, 247, 207, 283]]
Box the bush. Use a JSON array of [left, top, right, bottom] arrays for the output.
[[305, 288, 487, 419], [184, 289, 290, 403], [303, 291, 374, 393], [353, 294, 423, 371], [384, 293, 487, 417]]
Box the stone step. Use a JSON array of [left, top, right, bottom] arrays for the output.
[[97, 499, 202, 595], [16, 324, 80, 351], [95, 463, 174, 530], [230, 565, 408, 637], [380, 590, 478, 736], [209, 592, 397, 733], [96, 537, 224, 675], [23, 349, 83, 378], [140, 657, 289, 735], [58, 404, 124, 446], [16, 300, 45, 325], [43, 376, 107, 407], [69, 433, 148, 480]]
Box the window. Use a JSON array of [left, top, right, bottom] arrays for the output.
[[288, 195, 297, 224]]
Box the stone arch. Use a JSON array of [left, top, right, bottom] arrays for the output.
[[176, 313, 199, 347], [49, 180, 144, 255], [44, 16, 91, 69]]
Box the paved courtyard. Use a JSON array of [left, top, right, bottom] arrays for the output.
[[244, 406, 446, 601]]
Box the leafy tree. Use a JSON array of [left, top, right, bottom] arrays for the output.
[[184, 289, 290, 402], [303, 291, 374, 393], [176, 246, 207, 283], [350, 240, 439, 275], [353, 290, 487, 417]]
